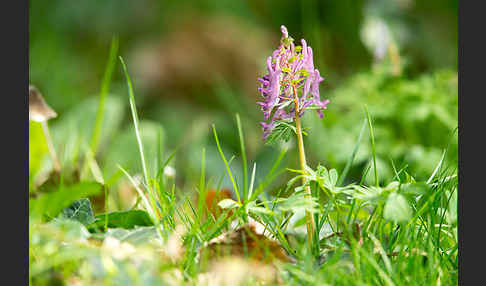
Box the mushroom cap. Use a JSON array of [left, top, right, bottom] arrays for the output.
[[29, 85, 57, 122]]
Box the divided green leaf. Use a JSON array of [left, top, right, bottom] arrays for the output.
[[60, 198, 96, 225]]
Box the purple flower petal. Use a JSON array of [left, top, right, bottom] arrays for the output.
[[257, 25, 329, 140]]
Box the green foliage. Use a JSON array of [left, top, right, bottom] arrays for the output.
[[60, 198, 96, 225], [104, 227, 160, 245], [383, 193, 412, 223], [275, 189, 319, 214], [305, 67, 458, 183], [89, 210, 154, 230], [28, 62, 457, 286], [29, 1, 458, 284], [265, 121, 297, 145], [217, 198, 240, 210], [30, 182, 102, 221], [29, 115, 458, 286]]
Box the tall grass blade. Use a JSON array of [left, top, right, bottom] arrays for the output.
[[90, 36, 119, 155], [212, 124, 241, 203], [236, 113, 248, 200], [119, 57, 151, 188], [365, 106, 379, 187], [198, 148, 206, 215], [338, 118, 367, 186], [427, 150, 446, 184], [248, 162, 257, 200]]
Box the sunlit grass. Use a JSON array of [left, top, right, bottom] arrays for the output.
[[29, 50, 457, 286]]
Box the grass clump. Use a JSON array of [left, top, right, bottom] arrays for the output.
[[29, 33, 457, 286]]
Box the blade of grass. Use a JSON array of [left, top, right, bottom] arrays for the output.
[[156, 147, 178, 180], [248, 162, 257, 200], [212, 124, 241, 204], [119, 57, 151, 188], [236, 113, 248, 200], [198, 148, 206, 216], [359, 246, 396, 286], [427, 150, 446, 184], [216, 155, 236, 191], [89, 36, 119, 155], [338, 118, 367, 186], [155, 125, 163, 176], [365, 106, 379, 187]]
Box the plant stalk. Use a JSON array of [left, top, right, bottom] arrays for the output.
[[293, 87, 316, 250]]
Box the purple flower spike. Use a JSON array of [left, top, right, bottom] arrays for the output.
[[257, 25, 330, 140]]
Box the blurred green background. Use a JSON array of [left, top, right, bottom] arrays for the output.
[[29, 0, 457, 200]]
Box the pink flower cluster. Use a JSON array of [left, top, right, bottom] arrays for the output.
[[258, 25, 329, 140]]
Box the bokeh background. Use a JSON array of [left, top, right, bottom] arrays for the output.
[[29, 0, 457, 206]]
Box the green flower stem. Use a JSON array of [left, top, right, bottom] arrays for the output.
[[293, 86, 316, 250]]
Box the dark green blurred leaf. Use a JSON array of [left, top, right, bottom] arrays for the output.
[[88, 210, 153, 231], [30, 182, 102, 220], [60, 198, 96, 225]]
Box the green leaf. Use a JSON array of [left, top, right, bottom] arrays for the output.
[[265, 121, 296, 145], [246, 200, 275, 216], [276, 190, 319, 213], [60, 198, 96, 225], [30, 182, 102, 220], [120, 57, 153, 191], [88, 210, 154, 230], [105, 226, 159, 245], [349, 185, 384, 202], [212, 125, 241, 203], [401, 182, 429, 196], [384, 181, 400, 191], [248, 205, 274, 216], [217, 199, 240, 209], [329, 169, 338, 187], [383, 193, 412, 223]]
